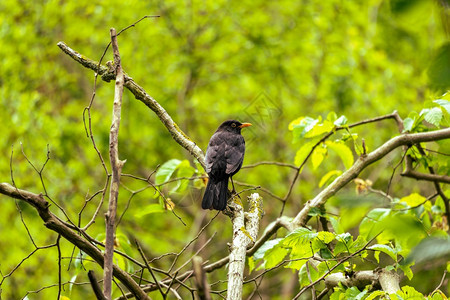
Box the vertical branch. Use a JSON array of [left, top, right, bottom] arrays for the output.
[[103, 28, 126, 299], [227, 193, 263, 300], [56, 234, 62, 299], [192, 256, 211, 300]]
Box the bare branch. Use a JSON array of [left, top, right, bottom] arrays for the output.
[[402, 155, 450, 184], [0, 182, 148, 299], [103, 28, 127, 300], [56, 235, 62, 299], [57, 41, 206, 169], [88, 270, 107, 300], [192, 256, 212, 300], [241, 161, 298, 170], [136, 241, 165, 298]]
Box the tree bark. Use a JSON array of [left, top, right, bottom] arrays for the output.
[[227, 193, 263, 300]]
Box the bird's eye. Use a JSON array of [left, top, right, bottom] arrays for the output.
[[231, 123, 236, 127]]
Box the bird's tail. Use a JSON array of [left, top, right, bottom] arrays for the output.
[[201, 177, 229, 210]]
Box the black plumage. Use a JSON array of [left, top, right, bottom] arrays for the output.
[[201, 120, 252, 210]]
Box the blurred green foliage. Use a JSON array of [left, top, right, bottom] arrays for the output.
[[0, 0, 449, 298]]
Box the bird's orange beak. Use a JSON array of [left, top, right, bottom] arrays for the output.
[[239, 123, 252, 128]]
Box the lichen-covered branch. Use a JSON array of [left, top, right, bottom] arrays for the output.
[[57, 41, 206, 169], [227, 193, 263, 300], [324, 268, 400, 294], [377, 268, 400, 294]]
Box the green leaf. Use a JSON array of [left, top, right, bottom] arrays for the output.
[[339, 286, 367, 300], [366, 290, 387, 300], [304, 120, 334, 138], [294, 139, 320, 166], [399, 261, 415, 280], [326, 141, 354, 169], [359, 208, 391, 241], [288, 117, 304, 131], [311, 145, 327, 170], [330, 289, 343, 300], [317, 231, 335, 243], [116, 232, 134, 256], [349, 235, 368, 253], [421, 107, 443, 127], [285, 244, 312, 270], [263, 242, 289, 269], [403, 117, 414, 132], [298, 261, 330, 288], [286, 248, 312, 270], [292, 116, 319, 141], [319, 170, 342, 187], [403, 111, 423, 133], [334, 115, 348, 126], [326, 111, 338, 122], [308, 207, 326, 217], [434, 99, 450, 113], [329, 217, 345, 235], [400, 193, 427, 207], [283, 227, 318, 247], [135, 204, 165, 217], [155, 159, 182, 184], [368, 244, 397, 262], [253, 238, 283, 260], [430, 291, 446, 300], [247, 256, 255, 273], [171, 160, 196, 193], [395, 286, 424, 299], [334, 232, 353, 255]]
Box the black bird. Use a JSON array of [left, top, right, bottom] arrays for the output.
[[202, 120, 252, 210]]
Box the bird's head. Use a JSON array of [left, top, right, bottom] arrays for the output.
[[217, 120, 252, 134]]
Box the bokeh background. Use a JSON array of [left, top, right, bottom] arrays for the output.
[[1, 0, 449, 298]]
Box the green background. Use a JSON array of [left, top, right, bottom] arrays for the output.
[[0, 0, 449, 298]]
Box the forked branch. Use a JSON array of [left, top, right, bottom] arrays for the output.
[[57, 42, 206, 169]]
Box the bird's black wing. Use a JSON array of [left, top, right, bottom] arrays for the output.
[[225, 134, 245, 176], [205, 132, 227, 180]]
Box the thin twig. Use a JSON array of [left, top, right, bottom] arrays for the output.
[[292, 236, 378, 299], [280, 111, 404, 216], [56, 235, 62, 299], [431, 270, 448, 295], [136, 241, 166, 298], [168, 212, 219, 273]]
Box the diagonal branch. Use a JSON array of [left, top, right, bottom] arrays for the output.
[[291, 127, 450, 228], [0, 182, 148, 299], [57, 42, 206, 169]]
